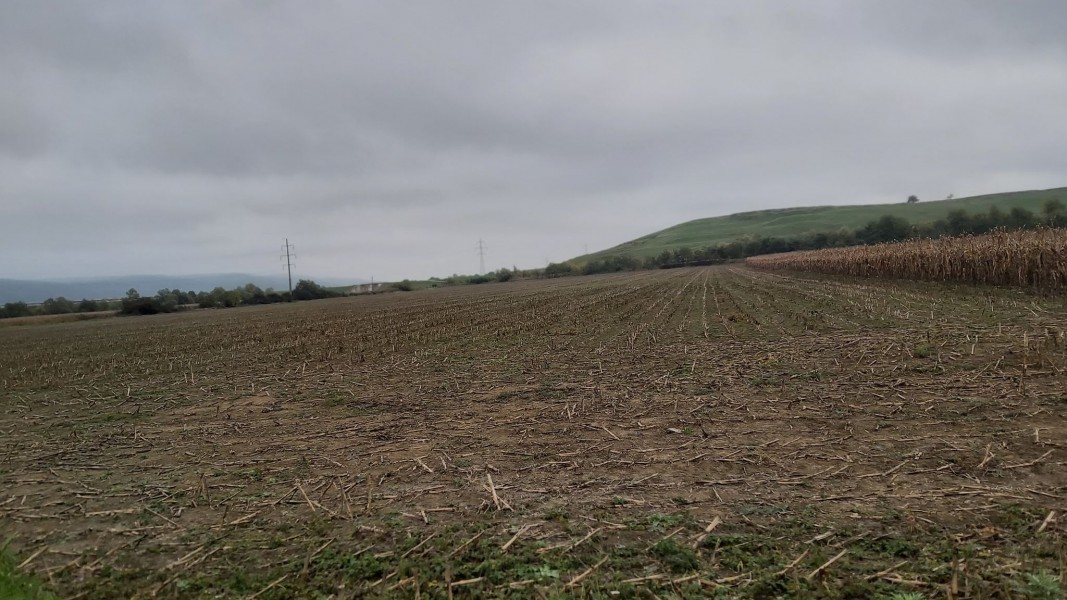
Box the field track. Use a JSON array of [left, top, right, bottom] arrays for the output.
[[2, 267, 1065, 598]]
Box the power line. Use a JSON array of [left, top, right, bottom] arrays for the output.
[[280, 238, 295, 294], [475, 238, 487, 274]]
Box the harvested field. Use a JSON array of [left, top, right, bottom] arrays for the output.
[[1, 267, 1065, 599]]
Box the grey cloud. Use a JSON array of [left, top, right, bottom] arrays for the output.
[[1, 1, 1065, 281]]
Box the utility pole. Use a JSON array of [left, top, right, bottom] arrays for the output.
[[280, 238, 295, 294], [475, 238, 487, 274]]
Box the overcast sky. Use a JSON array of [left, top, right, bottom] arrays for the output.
[[2, 2, 1065, 281]]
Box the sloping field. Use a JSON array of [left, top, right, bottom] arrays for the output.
[[1, 268, 1064, 598], [578, 187, 1066, 262]]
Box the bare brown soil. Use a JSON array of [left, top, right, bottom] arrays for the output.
[[1, 267, 1064, 599]]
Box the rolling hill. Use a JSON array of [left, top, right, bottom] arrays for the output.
[[574, 187, 1066, 263]]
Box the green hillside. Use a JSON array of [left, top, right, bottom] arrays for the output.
[[576, 187, 1066, 262]]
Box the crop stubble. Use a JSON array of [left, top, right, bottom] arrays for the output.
[[1, 267, 1064, 598]]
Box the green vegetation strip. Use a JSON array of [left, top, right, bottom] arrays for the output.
[[47, 507, 1064, 599], [0, 543, 57, 600]]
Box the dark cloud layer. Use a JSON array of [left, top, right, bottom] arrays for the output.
[[2, 1, 1065, 280]]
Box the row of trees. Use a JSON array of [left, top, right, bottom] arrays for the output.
[[0, 280, 340, 319], [547, 199, 1067, 277], [0, 297, 112, 319], [119, 279, 340, 315], [427, 267, 528, 287]]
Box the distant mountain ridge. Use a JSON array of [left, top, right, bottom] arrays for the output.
[[0, 273, 363, 304]]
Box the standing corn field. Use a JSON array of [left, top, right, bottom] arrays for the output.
[[746, 228, 1067, 292]]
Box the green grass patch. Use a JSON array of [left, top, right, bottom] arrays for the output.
[[649, 538, 699, 574], [0, 543, 58, 600], [1014, 571, 1064, 599]]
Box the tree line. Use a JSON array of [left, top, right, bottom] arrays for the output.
[[0, 279, 341, 319], [1, 297, 111, 319], [119, 279, 341, 315]]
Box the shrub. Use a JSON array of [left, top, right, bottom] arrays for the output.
[[1, 302, 33, 319], [292, 279, 337, 301], [40, 297, 75, 315], [545, 262, 577, 277]]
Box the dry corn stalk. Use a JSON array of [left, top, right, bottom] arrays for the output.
[[746, 228, 1067, 292]]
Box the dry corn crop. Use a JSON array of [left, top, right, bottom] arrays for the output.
[[746, 228, 1067, 291]]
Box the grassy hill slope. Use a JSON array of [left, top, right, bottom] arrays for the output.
[[576, 187, 1066, 262]]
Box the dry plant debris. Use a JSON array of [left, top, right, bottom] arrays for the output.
[[1, 266, 1064, 598]]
